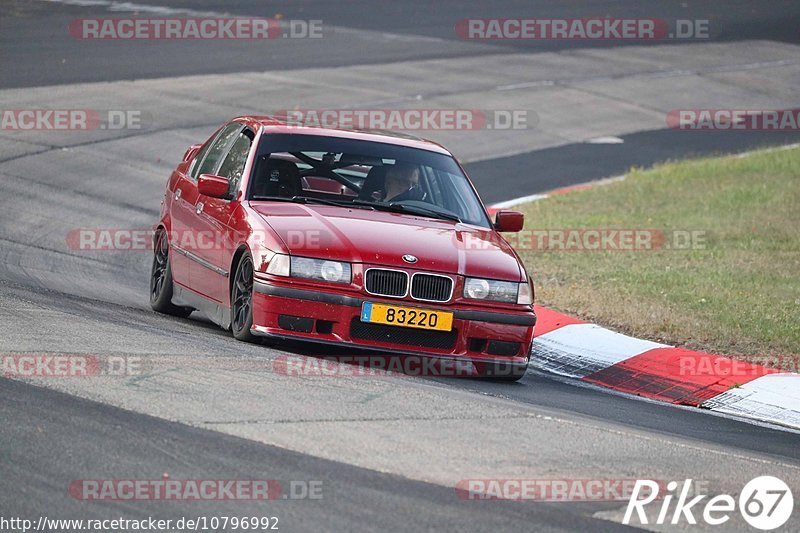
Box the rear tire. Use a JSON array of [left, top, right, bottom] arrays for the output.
[[150, 228, 193, 318], [231, 252, 258, 343]]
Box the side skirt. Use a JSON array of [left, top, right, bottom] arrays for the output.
[[172, 282, 231, 330]]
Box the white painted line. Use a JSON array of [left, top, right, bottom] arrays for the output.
[[490, 175, 626, 209], [733, 142, 800, 158], [628, 69, 695, 80], [490, 193, 549, 209], [495, 80, 556, 91], [42, 0, 227, 16], [587, 136, 624, 144], [702, 374, 800, 429], [333, 27, 445, 43], [533, 323, 670, 379], [707, 58, 800, 73]]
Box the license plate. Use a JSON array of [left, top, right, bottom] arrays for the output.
[[360, 302, 453, 332]]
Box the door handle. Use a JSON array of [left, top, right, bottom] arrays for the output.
[[174, 188, 182, 201], [196, 202, 204, 214]]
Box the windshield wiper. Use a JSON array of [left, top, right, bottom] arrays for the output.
[[391, 203, 461, 222], [350, 199, 461, 223], [251, 195, 295, 202], [251, 195, 374, 210], [290, 196, 363, 208]]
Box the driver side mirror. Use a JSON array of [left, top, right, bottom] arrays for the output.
[[198, 174, 230, 199], [494, 210, 524, 232]]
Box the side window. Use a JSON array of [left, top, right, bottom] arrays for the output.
[[193, 123, 242, 179], [217, 129, 254, 196]]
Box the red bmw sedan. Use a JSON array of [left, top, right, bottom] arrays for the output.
[[150, 117, 536, 380]]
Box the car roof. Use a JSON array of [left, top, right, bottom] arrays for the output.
[[233, 115, 453, 156]]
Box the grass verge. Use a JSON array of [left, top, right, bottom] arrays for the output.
[[516, 145, 800, 370]]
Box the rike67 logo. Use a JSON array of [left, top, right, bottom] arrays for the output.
[[624, 476, 794, 530]]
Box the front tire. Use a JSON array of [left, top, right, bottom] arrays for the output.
[[231, 252, 258, 343], [150, 228, 193, 318]]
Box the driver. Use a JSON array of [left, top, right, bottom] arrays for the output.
[[382, 162, 424, 202]]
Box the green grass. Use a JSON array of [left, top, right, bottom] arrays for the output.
[[516, 145, 800, 366]]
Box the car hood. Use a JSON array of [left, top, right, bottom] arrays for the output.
[[250, 202, 523, 281]]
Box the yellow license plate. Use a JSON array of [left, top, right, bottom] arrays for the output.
[[360, 302, 453, 332]]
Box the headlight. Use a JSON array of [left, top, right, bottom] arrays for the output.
[[464, 277, 529, 304], [291, 256, 352, 284]]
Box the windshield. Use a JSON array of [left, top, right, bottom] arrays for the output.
[[248, 133, 491, 228]]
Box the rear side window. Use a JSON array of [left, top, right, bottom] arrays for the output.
[[192, 122, 242, 179]]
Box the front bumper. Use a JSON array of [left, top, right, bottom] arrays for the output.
[[251, 280, 535, 373]]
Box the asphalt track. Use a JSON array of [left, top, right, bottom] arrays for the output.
[[468, 128, 800, 204], [4, 0, 800, 88], [1, 377, 631, 533], [1, 1, 799, 532]]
